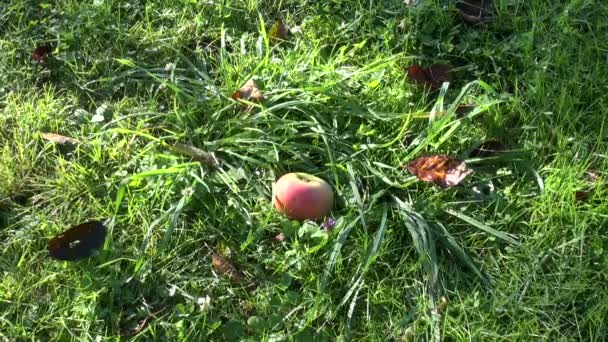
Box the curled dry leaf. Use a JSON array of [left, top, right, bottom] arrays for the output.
[[405, 155, 472, 188], [232, 79, 264, 103], [575, 190, 590, 202], [33, 45, 53, 63], [406, 64, 452, 89], [455, 104, 476, 117], [48, 221, 106, 261], [169, 143, 218, 168], [456, 0, 495, 25], [269, 19, 289, 41], [574, 170, 603, 202], [41, 133, 80, 145], [433, 104, 476, 118], [211, 251, 247, 283], [469, 140, 506, 158], [585, 170, 600, 183]]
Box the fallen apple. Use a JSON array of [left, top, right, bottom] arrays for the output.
[[273, 172, 333, 221]]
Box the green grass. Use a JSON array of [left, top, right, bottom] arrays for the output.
[[1, 0, 607, 340]]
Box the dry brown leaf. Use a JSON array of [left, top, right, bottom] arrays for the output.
[[405, 155, 472, 188], [211, 251, 247, 283], [169, 143, 218, 168], [455, 104, 476, 117], [48, 221, 106, 261], [574, 169, 603, 202], [406, 64, 452, 90], [269, 19, 289, 41], [41, 133, 80, 145], [575, 190, 590, 202], [231, 79, 264, 103], [33, 45, 53, 63], [585, 170, 600, 183]]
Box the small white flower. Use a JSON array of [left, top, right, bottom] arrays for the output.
[[168, 285, 177, 297], [164, 62, 176, 71], [91, 114, 105, 123], [74, 108, 88, 118], [289, 26, 302, 34], [197, 295, 211, 312], [181, 187, 195, 197], [158, 83, 167, 91], [115, 170, 128, 177], [93, 103, 109, 122]]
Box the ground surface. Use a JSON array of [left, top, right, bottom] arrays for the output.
[[1, 0, 607, 341]]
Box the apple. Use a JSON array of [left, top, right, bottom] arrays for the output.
[[273, 172, 333, 221]]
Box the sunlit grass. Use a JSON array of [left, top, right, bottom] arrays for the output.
[[1, 0, 607, 340]]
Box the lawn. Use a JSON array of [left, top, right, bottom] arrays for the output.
[[1, 0, 607, 340]]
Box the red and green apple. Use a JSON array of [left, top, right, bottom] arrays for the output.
[[273, 172, 333, 221]]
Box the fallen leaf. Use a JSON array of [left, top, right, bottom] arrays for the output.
[[585, 170, 600, 183], [212, 251, 246, 283], [469, 140, 506, 158], [456, 0, 495, 25], [405, 155, 472, 188], [48, 221, 106, 261], [169, 143, 218, 168], [41, 133, 80, 145], [406, 64, 452, 89], [431, 104, 476, 118], [575, 190, 590, 202], [269, 19, 289, 41], [575, 170, 603, 202], [33, 45, 53, 63], [232, 79, 264, 102], [455, 104, 476, 117]]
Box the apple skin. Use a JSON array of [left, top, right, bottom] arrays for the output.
[[273, 172, 333, 221]]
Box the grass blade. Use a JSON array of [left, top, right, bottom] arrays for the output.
[[393, 196, 441, 341], [364, 204, 388, 271], [444, 208, 522, 246], [323, 217, 360, 283], [433, 222, 490, 285]]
